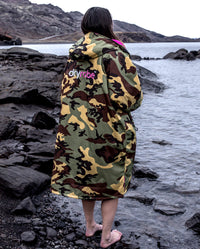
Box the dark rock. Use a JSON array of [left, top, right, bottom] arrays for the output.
[[21, 89, 54, 108], [6, 47, 42, 57], [152, 140, 172, 146], [46, 227, 57, 239], [20, 230, 36, 243], [130, 55, 142, 61], [115, 220, 121, 227], [0, 166, 50, 198], [0, 152, 25, 167], [0, 34, 22, 46], [65, 232, 76, 241], [133, 165, 159, 179], [12, 196, 36, 214], [153, 200, 186, 215], [31, 111, 57, 129], [185, 213, 200, 233], [75, 239, 89, 247], [126, 193, 155, 205], [135, 63, 166, 93], [186, 52, 196, 61], [0, 116, 18, 140], [163, 48, 200, 60]]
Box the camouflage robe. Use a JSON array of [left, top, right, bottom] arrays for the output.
[[51, 32, 143, 200]]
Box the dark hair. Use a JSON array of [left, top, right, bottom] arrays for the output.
[[81, 7, 118, 40]]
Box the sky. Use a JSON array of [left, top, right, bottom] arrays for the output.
[[30, 0, 200, 39]]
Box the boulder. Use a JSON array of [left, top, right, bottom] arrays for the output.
[[0, 166, 50, 198], [153, 200, 186, 215], [12, 196, 36, 214], [152, 139, 172, 146], [163, 48, 199, 60], [31, 111, 57, 129], [20, 231, 36, 244], [133, 165, 159, 179], [185, 213, 200, 233], [135, 63, 166, 93]]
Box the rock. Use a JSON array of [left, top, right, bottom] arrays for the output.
[[31, 111, 57, 129], [185, 213, 200, 233], [46, 227, 57, 239], [130, 55, 142, 61], [163, 48, 199, 60], [126, 193, 155, 205], [0, 116, 18, 140], [20, 231, 36, 244], [135, 63, 166, 93], [65, 232, 76, 241], [152, 140, 172, 146], [133, 165, 159, 180], [12, 196, 36, 214], [6, 47, 42, 57], [153, 200, 186, 215], [14, 217, 32, 224], [0, 34, 22, 46], [0, 166, 50, 198]]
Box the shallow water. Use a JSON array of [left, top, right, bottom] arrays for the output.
[[134, 59, 200, 191]]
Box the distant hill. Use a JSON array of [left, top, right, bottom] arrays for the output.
[[0, 0, 199, 43]]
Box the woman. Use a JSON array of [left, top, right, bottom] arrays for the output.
[[51, 7, 143, 248]]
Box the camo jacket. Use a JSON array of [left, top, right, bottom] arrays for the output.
[[51, 32, 143, 200]]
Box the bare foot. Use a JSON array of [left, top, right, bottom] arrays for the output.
[[85, 223, 103, 237], [100, 229, 122, 248]]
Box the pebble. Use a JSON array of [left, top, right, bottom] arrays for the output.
[[20, 230, 36, 243]]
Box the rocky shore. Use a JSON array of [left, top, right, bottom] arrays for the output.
[[131, 48, 200, 61], [1, 47, 200, 248]]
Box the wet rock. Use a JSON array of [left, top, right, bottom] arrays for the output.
[[31, 111, 57, 129], [20, 230, 36, 244], [12, 196, 36, 214], [6, 47, 43, 57], [46, 227, 57, 239], [163, 48, 200, 60], [126, 192, 155, 205], [185, 213, 200, 233], [130, 55, 142, 61], [0, 166, 50, 198], [153, 200, 186, 215], [152, 139, 172, 146], [0, 116, 18, 140], [135, 63, 166, 93], [133, 165, 159, 179], [75, 239, 89, 247]]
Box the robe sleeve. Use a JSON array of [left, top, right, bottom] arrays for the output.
[[103, 51, 143, 113]]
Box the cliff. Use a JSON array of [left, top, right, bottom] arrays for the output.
[[0, 0, 199, 43]]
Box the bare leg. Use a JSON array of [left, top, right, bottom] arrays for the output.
[[82, 200, 102, 237], [100, 198, 122, 248]]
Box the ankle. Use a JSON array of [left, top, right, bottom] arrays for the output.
[[102, 230, 111, 242], [86, 221, 96, 228]]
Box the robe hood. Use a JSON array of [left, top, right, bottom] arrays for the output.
[[69, 32, 128, 60]]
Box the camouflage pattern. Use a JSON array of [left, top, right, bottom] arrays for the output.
[[51, 32, 143, 200]]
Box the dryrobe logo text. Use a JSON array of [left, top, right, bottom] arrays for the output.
[[69, 69, 96, 79]]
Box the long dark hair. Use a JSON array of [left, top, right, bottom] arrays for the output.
[[81, 7, 118, 40]]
